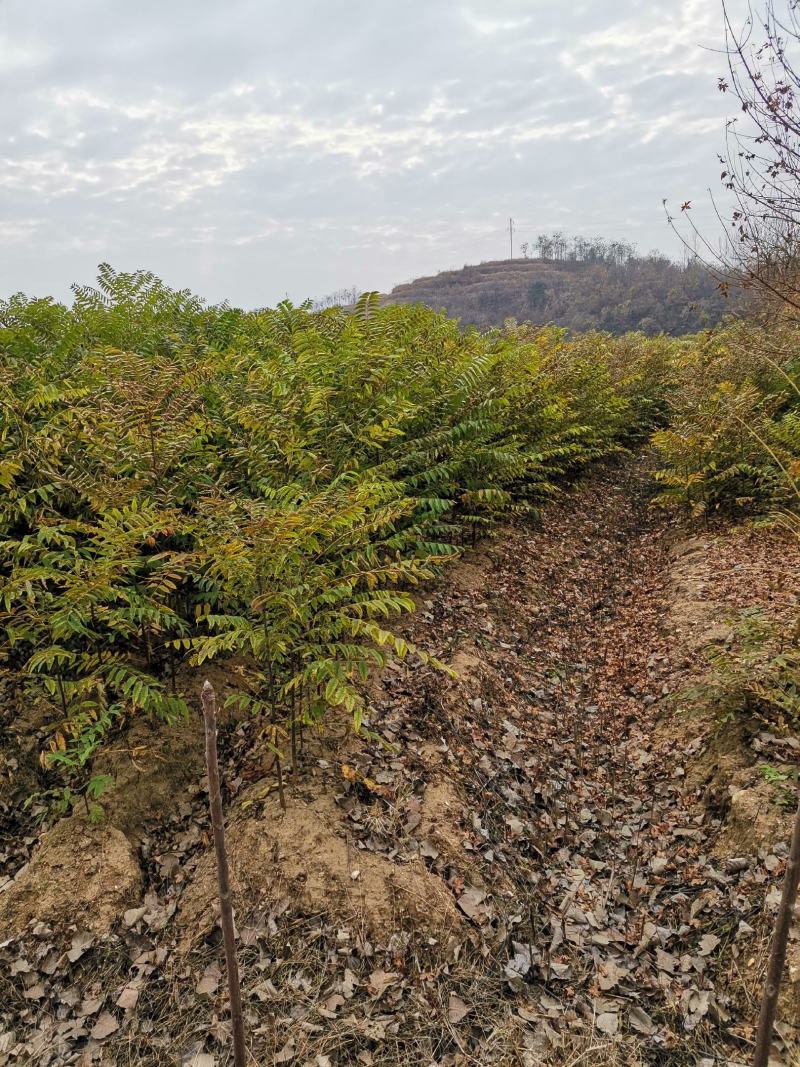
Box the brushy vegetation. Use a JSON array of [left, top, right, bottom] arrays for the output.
[[705, 609, 800, 734], [2, 264, 798, 801], [652, 316, 800, 513], [655, 312, 800, 756], [0, 266, 672, 797]]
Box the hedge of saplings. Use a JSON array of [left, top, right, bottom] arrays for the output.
[[0, 265, 675, 793], [652, 317, 800, 514]]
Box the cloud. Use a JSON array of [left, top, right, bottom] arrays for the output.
[[0, 0, 748, 305]]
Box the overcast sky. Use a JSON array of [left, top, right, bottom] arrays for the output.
[[1, 0, 745, 307]]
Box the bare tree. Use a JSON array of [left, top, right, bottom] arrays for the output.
[[312, 286, 362, 311], [536, 233, 553, 260], [668, 0, 800, 312]]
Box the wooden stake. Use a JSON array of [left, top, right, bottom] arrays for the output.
[[201, 680, 247, 1067], [753, 792, 800, 1067]]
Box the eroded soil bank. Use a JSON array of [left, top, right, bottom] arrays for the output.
[[1, 456, 798, 1066]]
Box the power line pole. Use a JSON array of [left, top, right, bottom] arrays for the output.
[[508, 217, 514, 259]]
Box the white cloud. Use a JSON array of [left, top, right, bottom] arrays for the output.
[[462, 10, 533, 36], [0, 0, 749, 304], [0, 31, 49, 71]]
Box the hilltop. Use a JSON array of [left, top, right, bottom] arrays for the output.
[[387, 254, 737, 335]]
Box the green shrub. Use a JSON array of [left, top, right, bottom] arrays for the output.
[[694, 610, 800, 735], [0, 266, 672, 791], [652, 320, 800, 513]]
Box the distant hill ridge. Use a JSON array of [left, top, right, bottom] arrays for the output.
[[386, 254, 736, 336]]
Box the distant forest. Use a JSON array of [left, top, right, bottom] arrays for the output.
[[386, 234, 740, 335]]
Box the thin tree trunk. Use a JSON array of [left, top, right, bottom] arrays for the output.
[[201, 680, 247, 1067], [753, 793, 800, 1067]]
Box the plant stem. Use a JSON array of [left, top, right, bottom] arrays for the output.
[[290, 687, 298, 774], [201, 680, 247, 1067], [275, 749, 286, 811], [753, 791, 800, 1067]]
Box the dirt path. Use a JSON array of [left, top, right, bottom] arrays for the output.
[[1, 455, 797, 1067]]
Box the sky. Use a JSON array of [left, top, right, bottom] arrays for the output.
[[1, 0, 747, 308]]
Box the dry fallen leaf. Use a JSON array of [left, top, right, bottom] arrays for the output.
[[448, 993, 470, 1024], [77, 996, 104, 1018], [341, 968, 357, 1000], [595, 1011, 619, 1036], [457, 886, 487, 921], [195, 964, 221, 996], [629, 1005, 655, 1034], [116, 985, 139, 1011], [598, 958, 622, 990], [698, 933, 720, 956], [325, 993, 345, 1013], [91, 1012, 119, 1041], [274, 1037, 296, 1063], [67, 932, 93, 963], [367, 968, 400, 999]]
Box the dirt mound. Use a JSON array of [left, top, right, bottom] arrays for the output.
[[0, 815, 141, 936], [178, 787, 462, 946], [664, 525, 799, 857], [665, 536, 730, 652], [723, 781, 791, 855], [91, 661, 245, 840]]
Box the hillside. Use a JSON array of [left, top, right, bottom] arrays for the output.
[[387, 256, 737, 335]]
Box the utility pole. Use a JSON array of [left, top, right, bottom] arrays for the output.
[[508, 217, 514, 259]]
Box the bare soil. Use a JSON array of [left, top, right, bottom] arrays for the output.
[[0, 815, 141, 936], [177, 789, 464, 946]]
